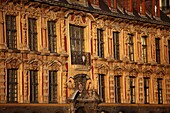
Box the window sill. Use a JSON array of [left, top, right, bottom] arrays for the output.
[[6, 49, 20, 53], [49, 52, 60, 56], [30, 51, 41, 55], [107, 57, 123, 63], [0, 49, 8, 52]]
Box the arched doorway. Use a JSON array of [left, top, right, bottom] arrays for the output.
[[76, 107, 86, 113]]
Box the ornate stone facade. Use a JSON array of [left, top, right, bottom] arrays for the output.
[[0, 0, 170, 113]]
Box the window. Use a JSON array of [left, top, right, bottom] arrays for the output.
[[30, 70, 38, 103], [7, 69, 18, 103], [97, 29, 104, 58], [161, 0, 170, 10], [168, 40, 170, 63], [113, 32, 120, 60], [128, 34, 134, 61], [157, 78, 163, 104], [98, 74, 105, 102], [155, 38, 160, 64], [114, 76, 121, 103], [141, 36, 148, 63], [49, 71, 57, 103], [6, 15, 17, 49], [70, 25, 85, 65], [28, 18, 37, 51], [48, 21, 57, 53], [144, 77, 149, 104], [130, 77, 135, 103]]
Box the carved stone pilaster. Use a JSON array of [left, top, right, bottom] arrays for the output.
[[165, 78, 170, 104], [92, 22, 97, 56], [61, 71, 67, 103], [153, 77, 158, 103], [138, 76, 143, 103], [23, 69, 29, 103], [40, 17, 48, 53], [60, 18, 67, 52], [0, 11, 6, 50], [125, 75, 130, 103], [109, 75, 114, 103], [42, 63, 48, 103], [0, 60, 6, 103], [20, 13, 28, 50]]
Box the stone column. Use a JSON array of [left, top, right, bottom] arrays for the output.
[[0, 57, 6, 103], [41, 56, 48, 103], [125, 75, 130, 103], [109, 75, 115, 103], [61, 71, 67, 103], [41, 17, 48, 53], [0, 11, 6, 49], [165, 78, 170, 104], [60, 18, 67, 53], [20, 13, 28, 50], [138, 75, 144, 103], [23, 60, 29, 103]]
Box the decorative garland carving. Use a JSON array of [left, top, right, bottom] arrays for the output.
[[27, 58, 40, 70], [155, 70, 165, 78], [2, 2, 19, 16], [69, 14, 87, 26], [96, 19, 105, 29], [48, 60, 61, 71], [143, 70, 153, 77], [113, 66, 124, 75], [6, 57, 22, 69], [46, 10, 61, 21], [129, 68, 138, 77], [95, 63, 109, 74], [26, 7, 41, 19]]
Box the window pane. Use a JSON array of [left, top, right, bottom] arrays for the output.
[[7, 69, 18, 103], [141, 36, 148, 63], [28, 18, 37, 51], [49, 71, 57, 103], [30, 70, 38, 103], [114, 76, 121, 103], [130, 77, 135, 103], [97, 29, 104, 58], [48, 21, 57, 53], [70, 25, 85, 65], [113, 32, 120, 60], [98, 74, 105, 102], [144, 78, 150, 103], [6, 15, 17, 49], [155, 38, 160, 63], [157, 78, 163, 104]]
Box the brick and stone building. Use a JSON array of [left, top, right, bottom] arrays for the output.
[[0, 0, 170, 113]]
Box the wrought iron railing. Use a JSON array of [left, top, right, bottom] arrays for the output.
[[71, 51, 91, 65]]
